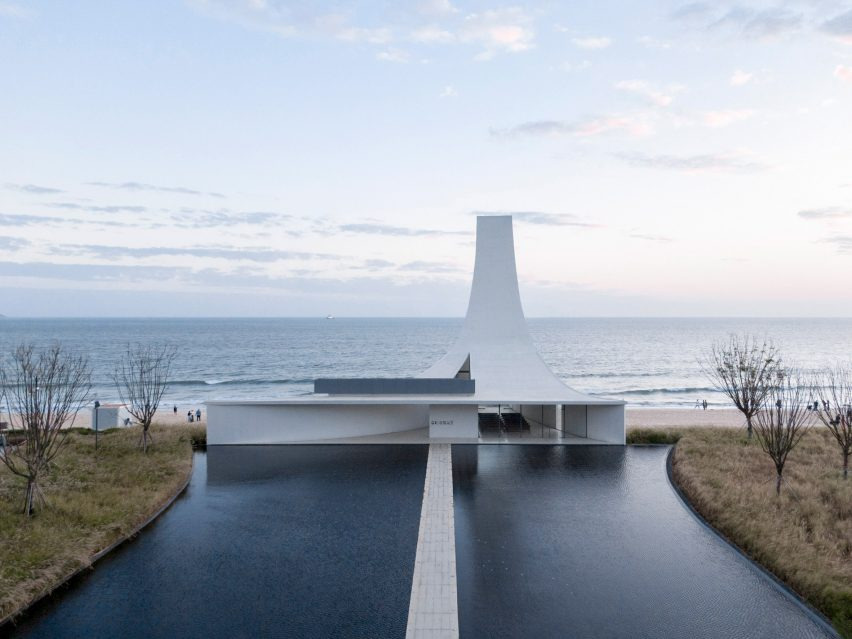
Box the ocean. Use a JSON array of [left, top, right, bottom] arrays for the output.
[[0, 317, 850, 409]]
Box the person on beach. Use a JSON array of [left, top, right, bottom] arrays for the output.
[[187, 410, 193, 423], [694, 399, 701, 409], [173, 405, 177, 414], [195, 408, 201, 422], [702, 399, 707, 411]]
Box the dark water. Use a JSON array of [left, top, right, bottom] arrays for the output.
[[1, 317, 851, 408], [6, 445, 837, 638], [452, 445, 835, 639], [9, 446, 428, 639]]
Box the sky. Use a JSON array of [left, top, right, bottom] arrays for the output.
[[1, 0, 852, 317]]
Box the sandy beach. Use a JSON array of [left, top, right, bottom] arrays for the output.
[[627, 408, 743, 429], [0, 407, 208, 431]]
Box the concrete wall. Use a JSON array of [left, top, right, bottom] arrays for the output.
[[586, 404, 626, 444], [90, 405, 133, 430], [207, 403, 429, 445], [429, 404, 478, 439], [562, 405, 588, 438], [519, 404, 558, 429]]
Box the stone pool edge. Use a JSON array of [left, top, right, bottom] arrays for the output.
[[663, 445, 841, 638], [0, 455, 195, 631]]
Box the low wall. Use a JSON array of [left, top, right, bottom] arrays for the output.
[[207, 403, 429, 445], [587, 405, 626, 444]]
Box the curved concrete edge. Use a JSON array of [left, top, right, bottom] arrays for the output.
[[0, 454, 195, 630], [664, 445, 841, 638]]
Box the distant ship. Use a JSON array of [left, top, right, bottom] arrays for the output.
[[326, 314, 334, 320]]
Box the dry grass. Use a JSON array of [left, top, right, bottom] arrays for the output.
[[671, 427, 852, 637], [626, 427, 684, 445], [0, 423, 195, 622]]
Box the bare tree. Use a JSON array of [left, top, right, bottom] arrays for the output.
[[753, 371, 812, 495], [812, 365, 852, 479], [700, 334, 783, 439], [113, 344, 177, 453], [0, 343, 92, 515]]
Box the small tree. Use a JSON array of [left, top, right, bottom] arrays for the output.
[[812, 365, 852, 479], [0, 343, 92, 515], [700, 334, 783, 439], [753, 371, 812, 495], [113, 344, 177, 453]]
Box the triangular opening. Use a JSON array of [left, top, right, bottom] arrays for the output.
[[454, 354, 471, 380]]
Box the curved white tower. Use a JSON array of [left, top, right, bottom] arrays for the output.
[[423, 215, 607, 404]]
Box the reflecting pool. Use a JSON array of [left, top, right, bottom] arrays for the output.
[[452, 445, 835, 639], [11, 446, 428, 639]]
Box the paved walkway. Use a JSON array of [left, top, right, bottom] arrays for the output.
[[406, 444, 459, 639]]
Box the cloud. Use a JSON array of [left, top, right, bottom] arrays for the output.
[[618, 151, 769, 173], [636, 35, 671, 49], [834, 64, 852, 83], [460, 7, 534, 58], [171, 209, 292, 228], [360, 258, 396, 270], [671, 2, 713, 22], [339, 223, 469, 237], [54, 244, 339, 262], [821, 236, 852, 254], [730, 69, 753, 86], [492, 114, 653, 139], [700, 109, 755, 127], [474, 211, 598, 228], [629, 233, 673, 242], [571, 36, 611, 49], [418, 0, 458, 16], [376, 48, 409, 63], [733, 8, 802, 38], [0, 2, 29, 18], [440, 85, 457, 98], [192, 2, 533, 59], [47, 202, 148, 214], [798, 207, 852, 220], [561, 60, 591, 72], [0, 261, 187, 283], [0, 213, 130, 228], [398, 260, 459, 273], [821, 9, 852, 43], [673, 3, 803, 38], [86, 181, 224, 197], [615, 80, 676, 107], [411, 25, 454, 43], [5, 183, 64, 195], [0, 236, 29, 251]]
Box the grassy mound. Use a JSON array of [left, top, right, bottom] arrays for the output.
[[671, 428, 852, 637], [0, 424, 196, 622]]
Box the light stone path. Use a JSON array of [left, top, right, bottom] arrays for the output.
[[405, 443, 459, 639]]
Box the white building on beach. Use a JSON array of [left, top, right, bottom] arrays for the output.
[[207, 215, 625, 444]]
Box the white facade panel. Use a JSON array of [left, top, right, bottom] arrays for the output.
[[208, 403, 428, 445], [428, 404, 478, 439]]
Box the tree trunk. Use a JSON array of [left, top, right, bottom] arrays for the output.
[[23, 478, 35, 516], [775, 473, 782, 495], [143, 428, 148, 454], [746, 415, 753, 440], [844, 450, 849, 480]]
